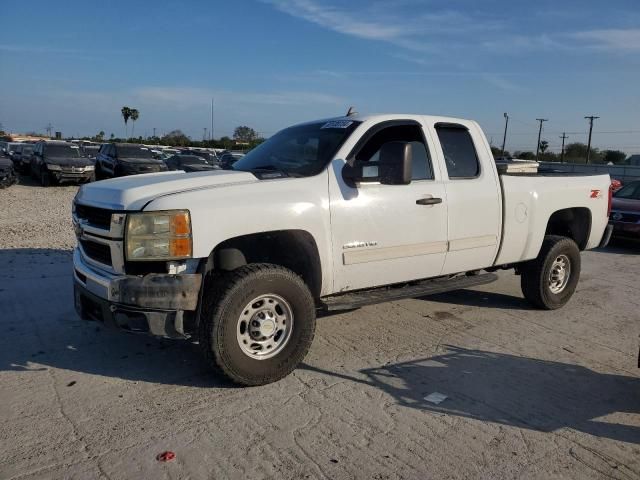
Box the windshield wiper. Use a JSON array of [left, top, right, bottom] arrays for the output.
[[247, 165, 291, 177]]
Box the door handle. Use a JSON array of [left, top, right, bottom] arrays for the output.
[[416, 197, 443, 206]]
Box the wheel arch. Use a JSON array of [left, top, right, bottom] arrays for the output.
[[544, 207, 592, 250], [203, 229, 323, 300]]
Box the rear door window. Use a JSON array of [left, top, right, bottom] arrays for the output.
[[436, 125, 480, 179]]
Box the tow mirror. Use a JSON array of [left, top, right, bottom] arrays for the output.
[[343, 141, 413, 186]]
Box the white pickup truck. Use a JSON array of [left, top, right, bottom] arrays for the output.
[[72, 113, 612, 385]]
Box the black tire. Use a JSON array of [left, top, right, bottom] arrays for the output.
[[199, 263, 316, 386], [40, 166, 51, 187], [520, 235, 581, 310], [95, 163, 105, 180]]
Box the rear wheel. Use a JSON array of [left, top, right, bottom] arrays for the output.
[[40, 166, 51, 187], [520, 235, 581, 310], [199, 263, 316, 386]]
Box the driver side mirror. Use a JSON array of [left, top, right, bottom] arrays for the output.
[[343, 141, 413, 186]]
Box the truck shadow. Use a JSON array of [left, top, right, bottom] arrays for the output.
[[302, 346, 640, 444], [0, 248, 232, 389], [422, 289, 533, 311], [596, 239, 640, 255]]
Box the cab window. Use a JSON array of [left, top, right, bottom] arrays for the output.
[[355, 124, 433, 181]]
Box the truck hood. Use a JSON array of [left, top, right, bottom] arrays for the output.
[[75, 170, 258, 210]]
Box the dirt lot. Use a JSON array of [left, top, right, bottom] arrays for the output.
[[1, 179, 639, 480]]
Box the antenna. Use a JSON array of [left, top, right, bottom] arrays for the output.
[[346, 106, 357, 117]]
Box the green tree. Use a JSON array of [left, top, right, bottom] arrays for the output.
[[514, 151, 536, 160], [490, 146, 510, 158], [233, 126, 258, 143], [121, 106, 131, 138], [602, 150, 626, 165], [161, 129, 191, 146], [563, 143, 602, 164], [219, 136, 235, 150], [539, 140, 549, 154], [130, 109, 139, 138]]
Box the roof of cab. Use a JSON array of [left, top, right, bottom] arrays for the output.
[[292, 113, 476, 129]]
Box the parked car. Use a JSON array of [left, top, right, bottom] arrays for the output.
[[218, 151, 245, 168], [72, 113, 612, 386], [610, 178, 623, 192], [2, 142, 25, 159], [81, 145, 100, 160], [30, 141, 95, 186], [0, 156, 17, 188], [179, 149, 216, 164], [10, 144, 35, 173], [609, 180, 640, 240], [95, 143, 168, 178], [164, 154, 220, 172]]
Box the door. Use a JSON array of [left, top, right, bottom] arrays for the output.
[[329, 120, 448, 292], [430, 122, 502, 274]]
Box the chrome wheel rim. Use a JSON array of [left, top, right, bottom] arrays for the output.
[[548, 254, 571, 294], [236, 294, 293, 359]]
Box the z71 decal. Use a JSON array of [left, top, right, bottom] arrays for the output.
[[590, 189, 602, 199]]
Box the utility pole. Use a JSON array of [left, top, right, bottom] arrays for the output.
[[203, 127, 207, 142], [501, 113, 509, 157], [535, 118, 548, 161], [584, 115, 599, 164], [211, 98, 214, 142], [153, 127, 156, 138], [559, 132, 568, 163]]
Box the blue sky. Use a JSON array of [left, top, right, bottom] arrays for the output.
[[1, 0, 639, 153]]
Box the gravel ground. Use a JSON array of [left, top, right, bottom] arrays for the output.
[[0, 177, 77, 250], [1, 178, 639, 480]]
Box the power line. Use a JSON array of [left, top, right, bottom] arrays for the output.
[[501, 113, 509, 156], [560, 132, 569, 163], [585, 115, 600, 164], [535, 118, 548, 161]]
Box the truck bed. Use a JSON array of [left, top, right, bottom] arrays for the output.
[[494, 172, 610, 266]]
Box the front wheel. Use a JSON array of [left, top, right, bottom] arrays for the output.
[[520, 235, 581, 310], [199, 264, 316, 386]]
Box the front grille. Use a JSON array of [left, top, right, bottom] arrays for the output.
[[75, 204, 113, 228], [80, 239, 112, 265]]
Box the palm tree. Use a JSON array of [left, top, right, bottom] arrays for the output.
[[121, 106, 131, 139], [130, 109, 139, 138]]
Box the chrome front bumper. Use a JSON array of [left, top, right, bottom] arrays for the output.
[[73, 248, 202, 338], [73, 248, 202, 310]]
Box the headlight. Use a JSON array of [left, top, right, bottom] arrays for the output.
[[84, 165, 95, 171], [125, 210, 192, 261], [47, 164, 62, 171]]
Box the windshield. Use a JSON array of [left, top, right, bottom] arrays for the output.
[[614, 182, 640, 200], [22, 146, 33, 154], [47, 145, 81, 158], [118, 146, 153, 159], [232, 120, 360, 177]]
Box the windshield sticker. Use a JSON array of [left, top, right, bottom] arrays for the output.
[[321, 120, 353, 129]]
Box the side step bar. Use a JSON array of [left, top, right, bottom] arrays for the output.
[[321, 273, 498, 311]]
